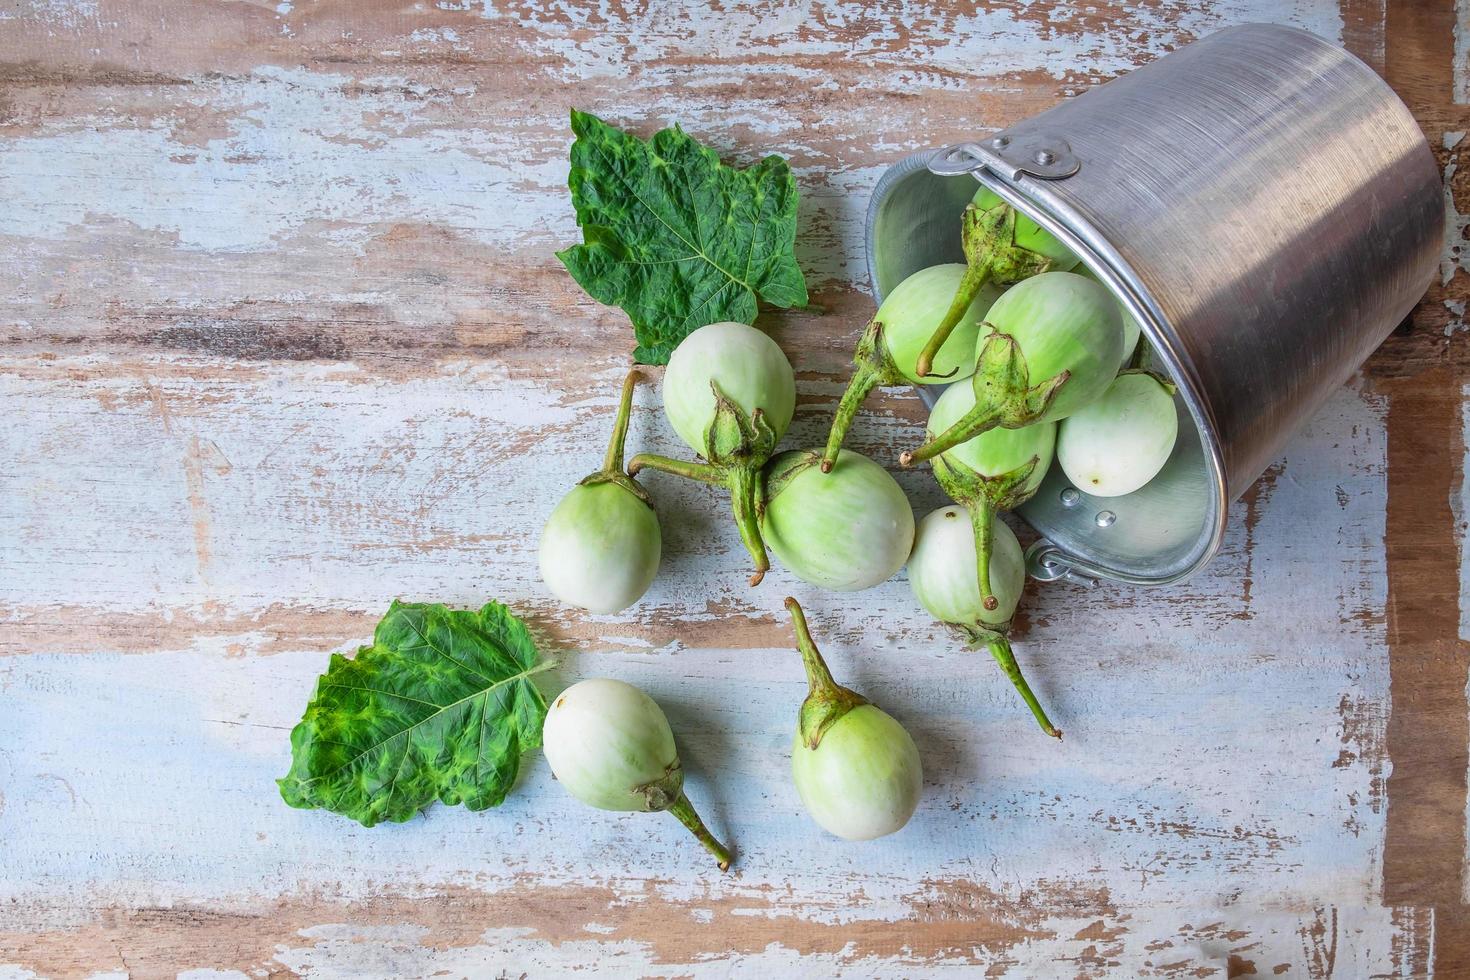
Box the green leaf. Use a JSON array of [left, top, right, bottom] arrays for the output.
[[556, 109, 808, 364], [278, 600, 551, 827]]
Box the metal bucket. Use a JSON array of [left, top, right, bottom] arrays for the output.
[[865, 23, 1441, 587]]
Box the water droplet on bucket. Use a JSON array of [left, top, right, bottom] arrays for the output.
[[1060, 488, 1081, 507], [1095, 510, 1116, 528]]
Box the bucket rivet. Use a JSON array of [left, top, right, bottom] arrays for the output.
[[1060, 487, 1081, 507], [991, 135, 1010, 148], [1035, 149, 1056, 165], [1095, 510, 1116, 528]]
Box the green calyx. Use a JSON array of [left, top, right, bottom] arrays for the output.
[[1117, 366, 1178, 398], [705, 378, 782, 464], [931, 450, 1042, 614], [914, 201, 1055, 379], [629, 379, 781, 586], [821, 316, 902, 473], [785, 597, 868, 749], [956, 625, 1062, 740], [1115, 328, 1178, 405], [581, 369, 655, 506], [634, 758, 685, 811], [1117, 324, 1177, 397], [902, 330, 1069, 468], [760, 448, 822, 506], [634, 759, 734, 871]]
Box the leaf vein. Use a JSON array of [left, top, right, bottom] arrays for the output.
[[297, 669, 539, 789], [586, 138, 751, 292]]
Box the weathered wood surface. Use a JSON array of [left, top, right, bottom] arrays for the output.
[[2, 0, 1469, 976]]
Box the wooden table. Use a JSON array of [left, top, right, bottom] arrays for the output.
[[2, 1, 1468, 976]]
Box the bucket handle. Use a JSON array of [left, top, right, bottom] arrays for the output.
[[928, 133, 1081, 182]]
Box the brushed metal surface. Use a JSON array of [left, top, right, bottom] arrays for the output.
[[865, 24, 1441, 586]]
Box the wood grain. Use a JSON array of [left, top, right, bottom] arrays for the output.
[[1374, 1, 1470, 975], [0, 0, 1466, 976]]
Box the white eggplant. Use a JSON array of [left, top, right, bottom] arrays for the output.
[[821, 264, 1001, 469], [629, 321, 795, 585], [911, 187, 1080, 379], [1057, 373, 1178, 497], [542, 677, 733, 869], [785, 598, 922, 840], [761, 449, 915, 592], [903, 272, 1123, 467], [539, 371, 661, 614], [907, 507, 1061, 739]]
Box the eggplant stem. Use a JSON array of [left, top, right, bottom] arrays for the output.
[[821, 318, 899, 473], [821, 360, 880, 473], [915, 264, 992, 378], [901, 399, 1003, 467], [666, 792, 734, 871], [916, 199, 1052, 379], [602, 369, 640, 475], [786, 597, 837, 696], [931, 449, 1043, 612], [980, 632, 1062, 739], [903, 330, 1070, 468], [785, 597, 868, 749], [626, 452, 724, 485], [968, 496, 1000, 612], [729, 463, 769, 587]]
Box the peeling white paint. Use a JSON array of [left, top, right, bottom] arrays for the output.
[[0, 357, 959, 649], [0, 366, 1398, 968], [1443, 133, 1467, 302], [0, 67, 569, 256], [0, 69, 883, 299], [1456, 0, 1470, 104], [0, 0, 1420, 972], [406, 26, 461, 44], [1460, 388, 1470, 903], [468, 0, 1343, 82], [263, 916, 1406, 978], [16, 0, 99, 28], [1447, 298, 1467, 338]]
